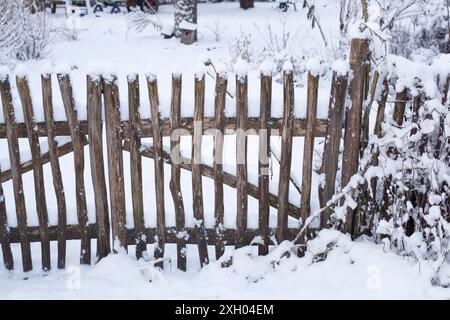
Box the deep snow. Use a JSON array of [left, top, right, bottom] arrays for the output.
[[1, 2, 449, 300], [0, 230, 449, 299]]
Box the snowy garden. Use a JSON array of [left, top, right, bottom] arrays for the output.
[[0, 0, 450, 299]]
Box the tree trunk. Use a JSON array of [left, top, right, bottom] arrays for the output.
[[174, 0, 197, 38], [240, 0, 254, 9]]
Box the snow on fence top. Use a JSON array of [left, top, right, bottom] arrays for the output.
[[259, 60, 274, 76], [1, 54, 449, 125], [234, 59, 250, 80], [331, 59, 349, 76], [306, 58, 325, 77]]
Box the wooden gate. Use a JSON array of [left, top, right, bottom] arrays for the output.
[[0, 41, 377, 273]]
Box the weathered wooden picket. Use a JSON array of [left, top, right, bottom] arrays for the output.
[[2, 38, 444, 273]]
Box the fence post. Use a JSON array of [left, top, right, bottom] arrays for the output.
[[16, 75, 51, 271], [58, 73, 91, 265], [259, 68, 272, 255], [340, 38, 370, 236], [42, 74, 67, 269], [87, 74, 111, 261], [236, 71, 248, 249], [0, 167, 13, 270], [192, 72, 209, 267], [319, 68, 348, 228], [147, 73, 166, 268], [277, 68, 294, 243], [300, 71, 320, 226], [128, 74, 147, 260], [0, 75, 32, 272], [213, 73, 227, 259], [169, 73, 187, 271], [103, 75, 128, 253]]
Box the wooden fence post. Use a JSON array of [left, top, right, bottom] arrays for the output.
[[236, 72, 248, 249], [87, 74, 111, 260], [214, 73, 228, 259], [42, 74, 67, 269], [258, 69, 272, 255], [277, 68, 294, 243], [103, 75, 128, 253], [319, 69, 348, 228], [213, 73, 227, 259], [16, 75, 51, 271], [192, 73, 209, 266], [0, 167, 13, 270], [147, 73, 166, 268], [58, 73, 91, 265], [0, 74, 32, 272], [169, 73, 187, 271], [300, 71, 320, 226], [128, 74, 147, 260], [340, 38, 370, 236]]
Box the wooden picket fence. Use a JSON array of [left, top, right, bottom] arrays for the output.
[[0, 39, 374, 273]]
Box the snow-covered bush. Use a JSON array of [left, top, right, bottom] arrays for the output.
[[228, 18, 330, 85], [370, 95, 450, 286], [228, 30, 254, 65], [387, 0, 450, 57], [205, 20, 226, 42], [0, 0, 50, 62]]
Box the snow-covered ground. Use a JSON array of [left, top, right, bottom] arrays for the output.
[[1, 2, 449, 299], [1, 230, 449, 299]]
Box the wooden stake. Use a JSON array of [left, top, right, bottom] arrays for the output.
[[236, 73, 248, 249], [319, 71, 348, 228], [87, 75, 111, 261], [300, 72, 320, 226], [103, 75, 128, 253], [258, 72, 272, 255], [213, 73, 227, 259], [192, 74, 209, 266], [128, 75, 146, 260], [341, 38, 370, 236], [0, 75, 32, 272], [42, 74, 67, 269], [169, 73, 187, 271], [16, 75, 51, 271], [277, 70, 295, 243], [147, 75, 166, 268]]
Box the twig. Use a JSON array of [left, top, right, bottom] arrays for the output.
[[303, 0, 328, 48]]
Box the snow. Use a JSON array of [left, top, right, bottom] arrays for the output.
[[179, 20, 197, 31], [383, 55, 440, 98], [348, 20, 372, 40], [283, 60, 293, 72], [0, 232, 448, 299], [259, 60, 274, 76], [14, 64, 28, 79], [1, 1, 449, 300], [0, 65, 10, 82], [234, 59, 249, 79], [306, 58, 323, 77], [332, 59, 349, 76]]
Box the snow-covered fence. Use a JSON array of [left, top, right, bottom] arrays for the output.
[[3, 40, 447, 273], [0, 65, 342, 272]]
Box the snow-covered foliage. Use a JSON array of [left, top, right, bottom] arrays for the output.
[[229, 18, 329, 85], [318, 52, 450, 288], [126, 11, 163, 35], [0, 0, 50, 62]]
